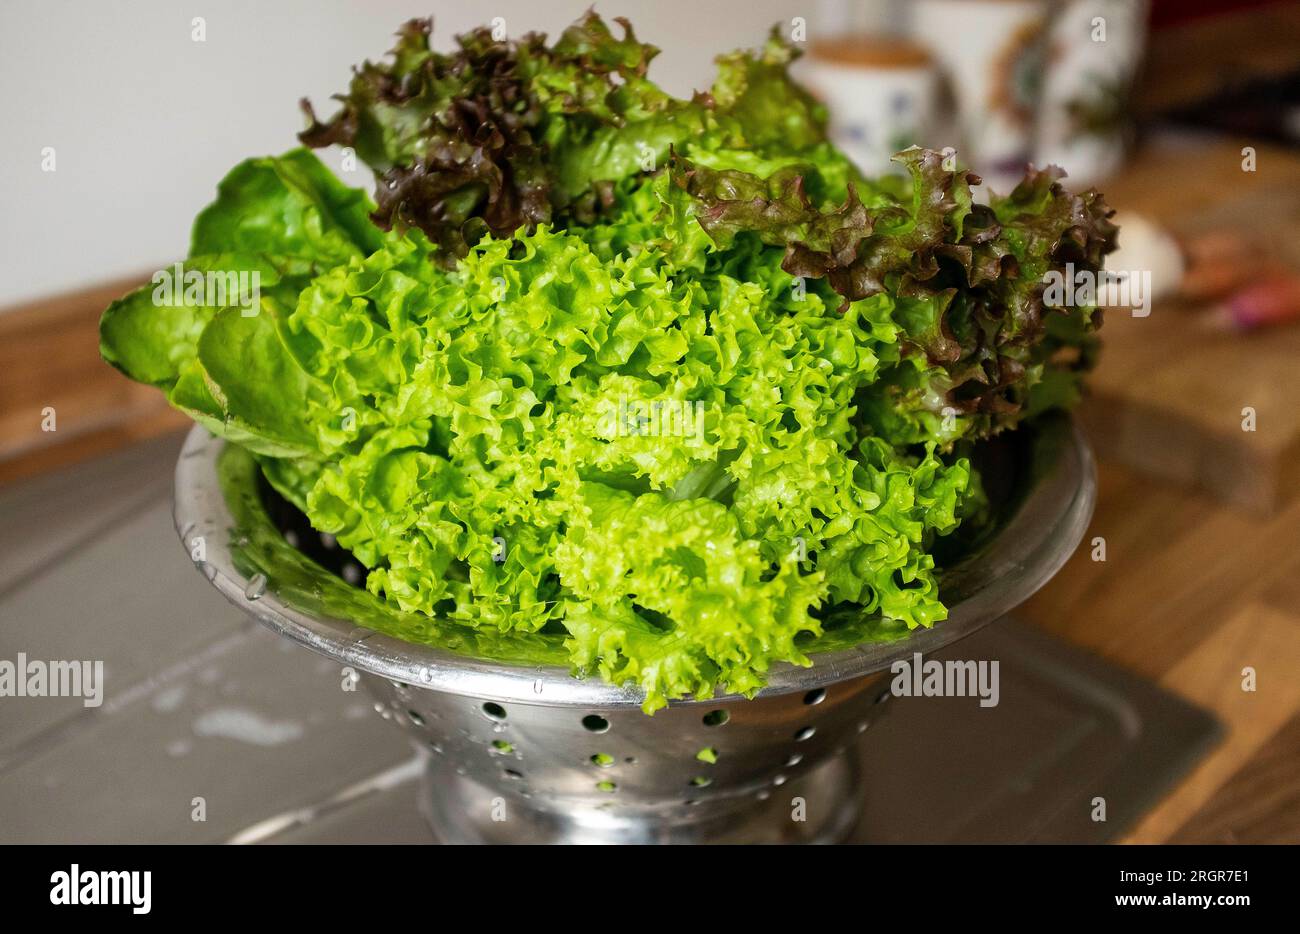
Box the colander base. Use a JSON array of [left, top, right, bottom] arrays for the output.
[[417, 747, 864, 844]]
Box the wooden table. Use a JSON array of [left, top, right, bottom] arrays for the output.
[[1019, 455, 1300, 843], [1018, 137, 1300, 843]]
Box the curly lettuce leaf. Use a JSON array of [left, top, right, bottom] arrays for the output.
[[248, 215, 974, 709], [665, 146, 1117, 444], [298, 14, 843, 264]]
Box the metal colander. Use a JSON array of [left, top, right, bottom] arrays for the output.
[[173, 417, 1094, 844]]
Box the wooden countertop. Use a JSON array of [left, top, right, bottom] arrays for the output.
[[1019, 137, 1300, 844], [1019, 455, 1300, 843]]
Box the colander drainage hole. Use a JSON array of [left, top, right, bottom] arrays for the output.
[[696, 747, 718, 764], [407, 710, 425, 726], [785, 753, 803, 767], [491, 740, 514, 755], [803, 688, 827, 705], [582, 714, 610, 733], [590, 753, 615, 768], [702, 709, 729, 727], [689, 776, 712, 788], [794, 726, 816, 742], [482, 702, 507, 721], [503, 768, 524, 780], [596, 780, 617, 793]]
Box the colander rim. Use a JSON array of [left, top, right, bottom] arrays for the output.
[[173, 416, 1094, 707]]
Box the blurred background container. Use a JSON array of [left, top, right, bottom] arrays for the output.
[[799, 36, 937, 175]]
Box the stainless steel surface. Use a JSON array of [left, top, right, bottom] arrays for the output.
[[172, 417, 1096, 843], [418, 743, 865, 844], [261, 620, 1221, 844], [0, 433, 416, 844], [367, 668, 888, 843]]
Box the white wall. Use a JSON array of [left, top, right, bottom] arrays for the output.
[[0, 0, 823, 309]]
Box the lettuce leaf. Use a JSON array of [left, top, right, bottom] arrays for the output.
[[100, 149, 382, 455], [192, 149, 384, 269], [665, 147, 1117, 444], [296, 14, 847, 265], [100, 12, 1114, 712]]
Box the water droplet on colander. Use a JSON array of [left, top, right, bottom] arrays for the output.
[[532, 679, 544, 694], [419, 667, 434, 684], [243, 573, 267, 600]]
